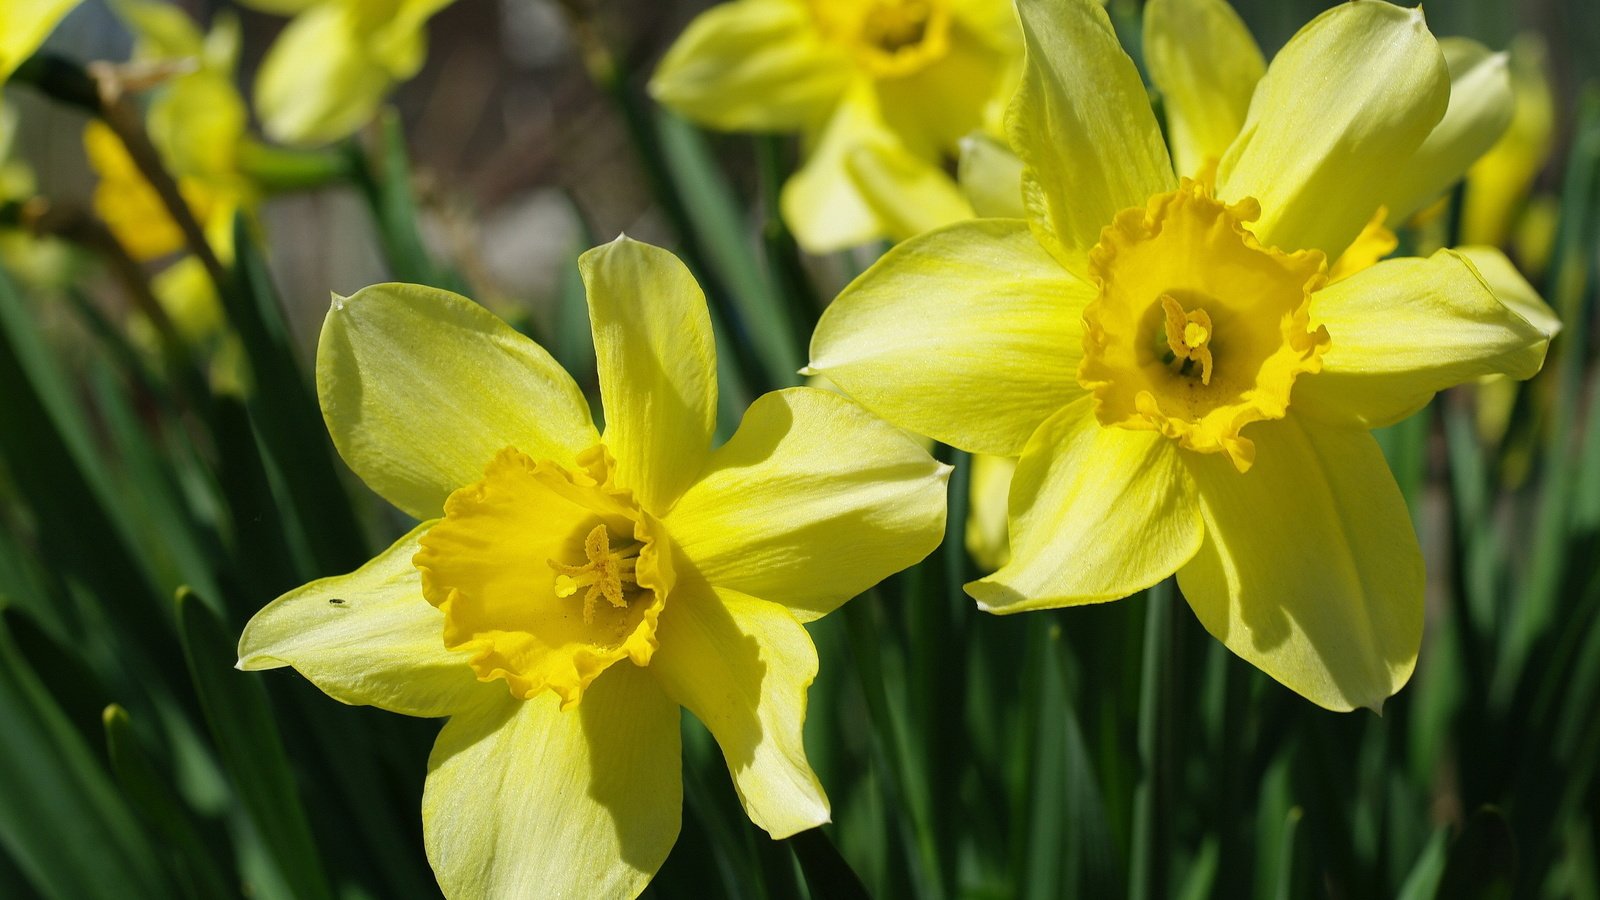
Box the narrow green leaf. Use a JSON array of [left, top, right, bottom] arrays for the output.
[[789, 827, 870, 900], [103, 705, 236, 900], [656, 114, 801, 383], [0, 617, 170, 899], [1129, 583, 1178, 900], [345, 110, 469, 293], [228, 216, 368, 577], [176, 587, 333, 900], [1395, 829, 1448, 900]]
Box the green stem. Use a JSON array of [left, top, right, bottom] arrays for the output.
[[236, 140, 350, 193]]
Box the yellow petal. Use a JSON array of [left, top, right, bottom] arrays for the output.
[[578, 236, 716, 515], [1142, 0, 1265, 179], [1463, 35, 1556, 247], [0, 0, 79, 83], [1295, 249, 1553, 429], [151, 69, 248, 180], [1382, 38, 1513, 225], [107, 0, 205, 60], [237, 522, 501, 718], [1457, 245, 1561, 337], [968, 399, 1202, 612], [876, 20, 1017, 157], [1215, 2, 1448, 257], [255, 2, 433, 146], [964, 453, 1016, 572], [650, 583, 828, 837], [1327, 206, 1398, 284], [317, 283, 598, 520], [781, 82, 902, 252], [423, 666, 680, 898], [84, 120, 187, 262], [650, 0, 851, 133], [1179, 415, 1422, 712], [1007, 0, 1174, 272], [957, 132, 1026, 218], [807, 218, 1088, 455], [846, 142, 974, 242], [949, 0, 1026, 58], [665, 388, 949, 622]]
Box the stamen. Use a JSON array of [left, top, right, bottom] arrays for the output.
[[1159, 294, 1215, 386], [547, 524, 641, 624]]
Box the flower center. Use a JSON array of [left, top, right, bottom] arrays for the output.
[[414, 445, 673, 709], [1160, 294, 1215, 385], [811, 0, 951, 77], [549, 524, 642, 624], [1078, 180, 1330, 472]]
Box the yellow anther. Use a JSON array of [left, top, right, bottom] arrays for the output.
[[1160, 294, 1215, 386], [548, 524, 640, 624]]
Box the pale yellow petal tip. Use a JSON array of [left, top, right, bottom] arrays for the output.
[[965, 577, 1022, 615], [235, 652, 285, 672], [797, 365, 819, 377], [330, 291, 347, 312]]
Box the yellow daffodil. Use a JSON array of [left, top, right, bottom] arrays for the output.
[[88, 0, 251, 262], [1463, 35, 1556, 250], [236, 237, 948, 896], [651, 0, 1020, 252], [239, 0, 454, 146], [807, 0, 1559, 712], [0, 0, 80, 85], [965, 453, 1015, 571]]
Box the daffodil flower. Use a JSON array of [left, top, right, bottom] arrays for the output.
[[88, 0, 250, 262], [237, 237, 948, 895], [1463, 35, 1556, 250], [651, 0, 1019, 252], [0, 0, 80, 86], [239, 0, 454, 146], [807, 0, 1559, 712]]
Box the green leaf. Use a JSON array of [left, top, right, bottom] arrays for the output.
[[656, 114, 801, 383], [227, 215, 369, 578], [103, 705, 236, 900], [789, 827, 870, 900], [176, 587, 333, 900], [345, 110, 470, 293], [0, 617, 170, 899]]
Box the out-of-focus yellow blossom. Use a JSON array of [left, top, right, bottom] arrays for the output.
[[1464, 35, 1556, 249], [809, 0, 1560, 712], [83, 119, 221, 262], [237, 237, 948, 897], [965, 453, 1015, 571], [86, 1, 256, 391], [239, 0, 455, 146], [651, 0, 1021, 252], [89, 1, 252, 262], [0, 0, 81, 85]]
